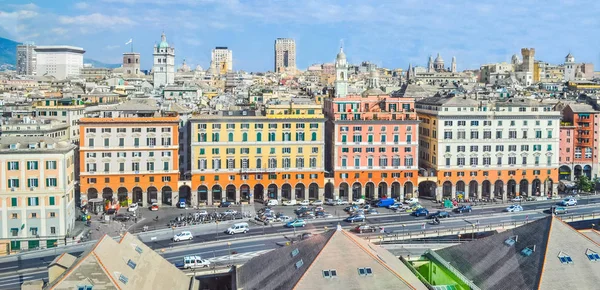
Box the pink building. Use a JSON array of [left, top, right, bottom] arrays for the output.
[[559, 104, 600, 182]]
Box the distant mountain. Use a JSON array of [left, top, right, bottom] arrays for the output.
[[83, 58, 121, 69], [0, 37, 19, 66]]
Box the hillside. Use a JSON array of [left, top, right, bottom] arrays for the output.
[[83, 58, 121, 69]]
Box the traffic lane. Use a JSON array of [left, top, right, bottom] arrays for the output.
[[0, 270, 46, 290], [0, 251, 83, 276], [162, 239, 285, 263]]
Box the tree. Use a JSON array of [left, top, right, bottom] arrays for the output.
[[577, 175, 593, 193]]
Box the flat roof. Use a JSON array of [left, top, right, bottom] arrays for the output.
[[35, 46, 85, 54]]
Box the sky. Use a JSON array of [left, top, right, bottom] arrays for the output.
[[0, 0, 599, 72]]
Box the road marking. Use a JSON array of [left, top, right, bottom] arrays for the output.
[[0, 266, 18, 271], [380, 220, 394, 223], [276, 229, 289, 232], [166, 244, 267, 261]]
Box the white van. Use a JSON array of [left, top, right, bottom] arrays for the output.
[[226, 222, 249, 235], [266, 199, 279, 206]]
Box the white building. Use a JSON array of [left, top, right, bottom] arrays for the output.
[[16, 43, 36, 76], [211, 47, 233, 75], [153, 32, 175, 88], [334, 47, 348, 98], [274, 38, 296, 72], [34, 46, 85, 80], [564, 53, 577, 82]]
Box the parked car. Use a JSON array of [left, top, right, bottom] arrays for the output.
[[173, 231, 193, 242], [283, 200, 298, 206], [315, 211, 333, 218], [286, 219, 307, 228], [150, 203, 159, 211], [345, 215, 365, 223], [388, 202, 402, 210], [324, 199, 336, 206], [278, 215, 293, 222], [395, 204, 412, 212], [198, 210, 208, 216], [353, 225, 377, 233], [505, 205, 523, 212], [220, 201, 233, 208], [511, 196, 524, 202], [336, 199, 349, 205], [226, 222, 249, 235], [223, 209, 237, 215], [427, 211, 451, 219], [413, 208, 429, 217], [404, 197, 419, 204], [311, 200, 323, 206], [114, 214, 131, 222], [525, 196, 537, 201], [352, 199, 366, 205], [344, 205, 359, 212], [127, 203, 138, 212], [299, 200, 311, 206], [453, 205, 472, 213], [266, 200, 279, 206], [175, 256, 211, 269], [366, 209, 379, 215], [560, 198, 577, 206]]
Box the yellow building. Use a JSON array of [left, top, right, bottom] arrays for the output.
[[190, 103, 325, 205]]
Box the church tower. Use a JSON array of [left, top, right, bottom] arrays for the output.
[[451, 56, 456, 73], [427, 55, 434, 73], [153, 32, 175, 89], [334, 46, 348, 98]]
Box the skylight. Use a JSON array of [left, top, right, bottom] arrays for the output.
[[586, 250, 600, 262], [127, 259, 137, 269], [291, 248, 299, 257], [323, 269, 338, 278], [559, 254, 573, 264], [358, 267, 373, 276], [135, 245, 143, 254], [119, 274, 129, 284], [295, 259, 304, 269], [504, 238, 516, 246], [521, 247, 533, 257]]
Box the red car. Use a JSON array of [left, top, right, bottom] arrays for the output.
[[353, 225, 377, 233]]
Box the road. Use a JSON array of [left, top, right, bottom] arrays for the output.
[[0, 197, 598, 289]]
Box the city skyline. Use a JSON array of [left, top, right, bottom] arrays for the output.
[[1, 1, 599, 71]]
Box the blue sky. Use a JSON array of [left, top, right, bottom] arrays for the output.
[[1, 0, 599, 72]]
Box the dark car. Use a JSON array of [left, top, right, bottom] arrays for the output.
[[106, 208, 117, 215], [453, 205, 472, 213], [412, 208, 429, 217], [219, 201, 232, 208], [427, 211, 451, 219], [113, 214, 131, 222]]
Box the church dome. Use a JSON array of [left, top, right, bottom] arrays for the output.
[[158, 32, 169, 48], [434, 53, 444, 63], [195, 65, 203, 72], [336, 47, 346, 60], [178, 59, 191, 72]]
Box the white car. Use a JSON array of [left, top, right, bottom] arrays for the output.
[[299, 200, 310, 206], [266, 200, 279, 206], [336, 199, 349, 205], [198, 210, 208, 216], [223, 209, 237, 215], [511, 196, 524, 202], [324, 199, 336, 206], [404, 197, 419, 204], [127, 203, 138, 212], [283, 200, 297, 206], [311, 200, 323, 206], [278, 215, 292, 222], [352, 199, 365, 205], [505, 205, 523, 212], [561, 198, 577, 206], [173, 231, 193, 242]]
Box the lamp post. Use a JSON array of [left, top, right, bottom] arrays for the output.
[[471, 224, 475, 240], [171, 226, 175, 245], [458, 234, 462, 243]]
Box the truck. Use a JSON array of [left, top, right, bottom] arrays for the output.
[[376, 198, 395, 208], [175, 256, 211, 269]]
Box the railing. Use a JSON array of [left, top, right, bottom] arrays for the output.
[[426, 250, 482, 290]]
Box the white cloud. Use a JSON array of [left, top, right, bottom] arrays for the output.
[[105, 44, 120, 50], [182, 38, 202, 46], [59, 13, 136, 27], [51, 28, 69, 35], [75, 2, 90, 10]]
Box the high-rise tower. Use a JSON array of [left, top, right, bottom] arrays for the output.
[[274, 38, 296, 72], [521, 48, 535, 73], [16, 43, 36, 75], [334, 46, 348, 98], [153, 32, 175, 88]]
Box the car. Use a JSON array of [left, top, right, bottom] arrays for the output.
[[315, 211, 333, 218], [560, 198, 577, 206], [219, 201, 233, 207], [345, 215, 365, 223], [352, 199, 365, 205], [324, 199, 336, 206], [127, 203, 138, 212], [505, 205, 523, 212], [198, 210, 208, 216], [106, 208, 117, 215], [525, 196, 537, 201], [266, 199, 279, 206], [173, 231, 193, 242], [551, 206, 568, 215], [336, 199, 349, 205], [311, 200, 323, 206], [427, 211, 451, 219], [453, 205, 472, 213], [299, 200, 310, 206], [286, 219, 307, 228], [278, 215, 293, 222], [353, 225, 377, 233], [176, 256, 211, 269], [362, 204, 372, 211], [376, 198, 395, 207], [226, 222, 249, 235], [395, 204, 412, 212], [178, 201, 187, 208], [388, 202, 403, 210], [404, 197, 419, 204], [283, 200, 298, 206], [344, 205, 359, 212], [113, 214, 131, 222], [511, 196, 524, 202], [223, 209, 237, 215], [150, 203, 159, 211], [413, 208, 429, 217], [366, 209, 379, 215], [314, 206, 324, 212], [299, 212, 315, 219]]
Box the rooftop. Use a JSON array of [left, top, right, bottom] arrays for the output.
[[79, 117, 180, 124]]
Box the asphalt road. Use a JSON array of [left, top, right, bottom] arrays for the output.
[[1, 197, 599, 289]]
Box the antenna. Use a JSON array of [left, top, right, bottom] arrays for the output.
[[340, 39, 344, 50]]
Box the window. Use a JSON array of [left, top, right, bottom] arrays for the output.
[[8, 178, 19, 188], [127, 259, 137, 269], [444, 131, 452, 139], [26, 161, 38, 170], [28, 197, 39, 206], [46, 178, 58, 187], [162, 176, 171, 182], [7, 161, 19, 170], [27, 178, 38, 188], [323, 269, 338, 278]]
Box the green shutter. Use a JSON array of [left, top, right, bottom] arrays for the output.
[[11, 198, 17, 207], [10, 241, 20, 250], [49, 197, 55, 205]]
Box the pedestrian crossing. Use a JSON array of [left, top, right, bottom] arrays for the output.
[[208, 249, 273, 263]]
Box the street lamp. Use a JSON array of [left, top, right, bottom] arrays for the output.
[[471, 224, 475, 240], [402, 224, 406, 237], [458, 234, 462, 243]]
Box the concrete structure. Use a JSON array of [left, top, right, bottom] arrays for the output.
[[78, 117, 180, 207], [123, 52, 141, 76], [274, 38, 296, 72], [479, 62, 513, 84], [211, 47, 233, 75], [559, 104, 599, 181], [324, 69, 419, 202], [190, 103, 326, 206], [16, 43, 37, 76], [153, 32, 175, 88], [416, 94, 561, 201], [34, 46, 85, 80], [0, 137, 76, 251]]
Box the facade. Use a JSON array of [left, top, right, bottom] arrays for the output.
[[123, 52, 141, 76], [324, 75, 419, 201], [479, 62, 513, 84], [559, 104, 599, 181], [78, 117, 180, 207], [153, 33, 175, 88], [1, 117, 70, 142], [32, 98, 86, 144], [190, 104, 326, 206], [274, 38, 296, 72], [564, 53, 577, 81], [16, 43, 36, 76], [416, 95, 560, 201], [211, 47, 233, 75], [0, 137, 76, 251], [34, 46, 85, 80]]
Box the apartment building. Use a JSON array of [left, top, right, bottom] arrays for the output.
[[190, 103, 325, 206], [79, 117, 180, 207], [32, 98, 86, 144], [416, 94, 561, 201], [324, 88, 419, 202], [1, 117, 70, 142], [35, 46, 85, 80], [0, 137, 76, 251], [559, 103, 599, 181]]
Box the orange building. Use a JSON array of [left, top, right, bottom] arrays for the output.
[[79, 117, 180, 208]]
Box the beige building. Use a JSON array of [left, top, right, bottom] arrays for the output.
[[274, 38, 296, 73], [0, 137, 76, 252], [32, 98, 86, 144], [1, 117, 70, 142]]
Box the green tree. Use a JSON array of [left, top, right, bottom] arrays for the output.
[[577, 175, 593, 192]]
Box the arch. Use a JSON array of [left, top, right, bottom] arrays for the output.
[[417, 180, 436, 199], [295, 183, 306, 200], [482, 180, 491, 199], [584, 165, 592, 179], [391, 182, 401, 199], [311, 132, 317, 141], [404, 181, 414, 198], [197, 185, 208, 202], [574, 165, 583, 178], [468, 180, 478, 200], [455, 181, 465, 198], [281, 184, 292, 200], [308, 183, 319, 200], [442, 181, 452, 199], [520, 179, 529, 196], [147, 186, 158, 204], [240, 184, 250, 201], [87, 188, 98, 199], [365, 182, 375, 199], [228, 132, 234, 141], [531, 179, 542, 196], [544, 178, 554, 196], [507, 180, 517, 198], [132, 187, 142, 204], [352, 182, 362, 200], [325, 182, 334, 200], [254, 184, 264, 201], [117, 187, 128, 203], [559, 165, 572, 181], [161, 186, 173, 205], [102, 188, 114, 201], [179, 185, 191, 205], [493, 180, 504, 198], [212, 185, 222, 202], [256, 132, 262, 142], [378, 182, 388, 198], [226, 184, 236, 202], [267, 184, 278, 200], [339, 182, 349, 200], [242, 132, 248, 142]]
